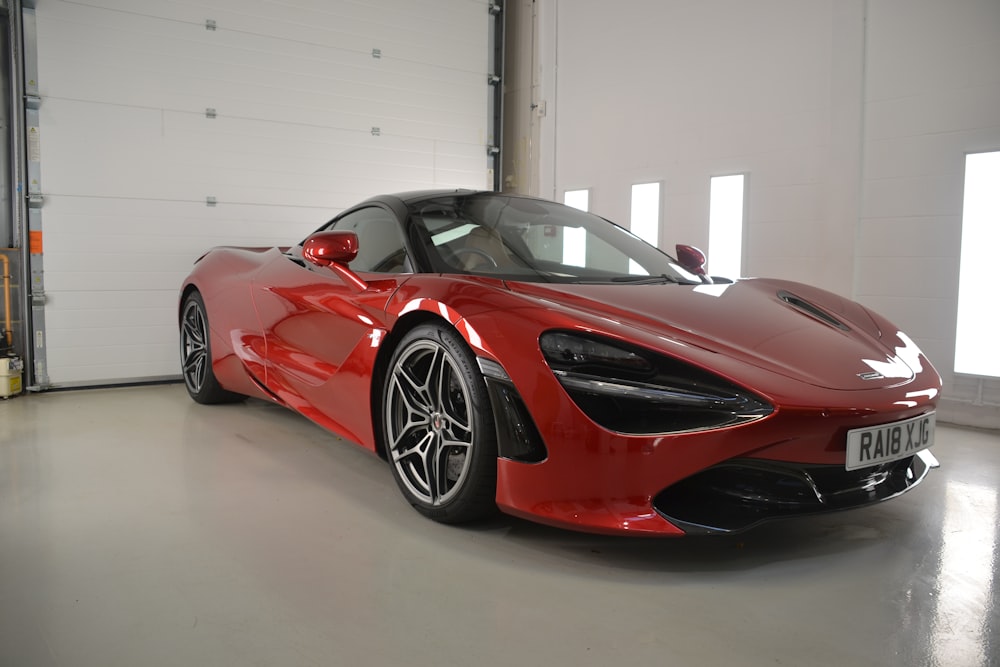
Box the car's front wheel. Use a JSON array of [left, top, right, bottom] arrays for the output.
[[180, 291, 243, 404], [382, 323, 498, 523]]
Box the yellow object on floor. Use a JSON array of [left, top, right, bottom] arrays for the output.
[[0, 356, 22, 398]]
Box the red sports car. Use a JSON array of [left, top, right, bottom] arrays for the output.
[[179, 190, 940, 535]]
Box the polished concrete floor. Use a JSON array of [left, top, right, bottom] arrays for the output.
[[1, 384, 998, 667]]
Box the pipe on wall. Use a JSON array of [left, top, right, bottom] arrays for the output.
[[0, 254, 10, 346]]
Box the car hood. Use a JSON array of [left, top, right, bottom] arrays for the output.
[[505, 278, 924, 391]]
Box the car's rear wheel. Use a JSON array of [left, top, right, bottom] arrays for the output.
[[383, 323, 498, 523], [180, 291, 243, 404]]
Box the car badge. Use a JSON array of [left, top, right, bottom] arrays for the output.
[[857, 370, 884, 381]]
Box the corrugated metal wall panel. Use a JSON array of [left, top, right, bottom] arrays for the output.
[[35, 0, 490, 384]]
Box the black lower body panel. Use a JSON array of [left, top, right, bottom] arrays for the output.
[[653, 453, 932, 535]]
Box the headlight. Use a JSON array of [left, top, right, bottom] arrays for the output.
[[538, 332, 653, 375], [540, 331, 773, 434]]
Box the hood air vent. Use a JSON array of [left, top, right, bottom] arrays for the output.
[[777, 290, 850, 331]]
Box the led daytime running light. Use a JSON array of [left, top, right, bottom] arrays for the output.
[[552, 369, 746, 410]]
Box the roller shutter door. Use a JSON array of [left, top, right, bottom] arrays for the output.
[[34, 0, 491, 385]]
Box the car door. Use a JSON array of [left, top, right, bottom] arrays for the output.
[[251, 205, 412, 447]]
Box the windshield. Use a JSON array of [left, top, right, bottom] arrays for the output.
[[406, 194, 699, 284]]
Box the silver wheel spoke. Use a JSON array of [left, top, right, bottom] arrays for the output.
[[182, 351, 202, 372], [391, 426, 434, 464], [432, 438, 450, 500], [436, 353, 471, 435], [395, 365, 433, 415], [440, 436, 470, 452], [397, 432, 437, 496], [441, 401, 471, 437], [182, 315, 205, 346], [387, 374, 431, 451], [429, 347, 448, 408], [183, 353, 205, 387]]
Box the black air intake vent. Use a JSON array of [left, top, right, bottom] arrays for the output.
[[653, 455, 931, 534], [777, 290, 850, 331]]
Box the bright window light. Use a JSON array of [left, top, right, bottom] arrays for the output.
[[563, 189, 589, 267], [955, 151, 1000, 377], [563, 189, 589, 211], [708, 174, 745, 278], [629, 182, 660, 274]]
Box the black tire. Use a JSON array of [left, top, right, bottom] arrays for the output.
[[382, 323, 498, 523], [179, 291, 244, 404]]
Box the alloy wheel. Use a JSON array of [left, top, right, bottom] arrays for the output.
[[180, 299, 209, 394], [385, 339, 475, 506]]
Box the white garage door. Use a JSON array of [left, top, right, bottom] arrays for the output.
[[33, 0, 492, 385]]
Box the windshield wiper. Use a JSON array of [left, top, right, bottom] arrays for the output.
[[569, 274, 701, 286], [608, 274, 684, 284]]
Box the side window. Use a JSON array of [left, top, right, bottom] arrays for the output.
[[332, 207, 410, 273]]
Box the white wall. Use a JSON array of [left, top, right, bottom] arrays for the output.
[[536, 0, 862, 291], [35, 0, 491, 385], [531, 0, 1000, 428], [857, 0, 1000, 427]]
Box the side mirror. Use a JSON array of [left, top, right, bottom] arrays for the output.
[[302, 231, 368, 292], [303, 231, 359, 267], [675, 244, 707, 276]]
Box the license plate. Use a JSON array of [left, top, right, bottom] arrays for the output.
[[845, 412, 935, 471]]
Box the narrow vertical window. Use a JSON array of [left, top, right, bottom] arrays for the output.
[[955, 151, 1000, 377], [563, 189, 589, 212], [708, 174, 746, 278], [630, 182, 660, 274], [563, 189, 589, 267]]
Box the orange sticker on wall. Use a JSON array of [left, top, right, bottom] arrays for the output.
[[29, 230, 43, 255]]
